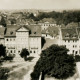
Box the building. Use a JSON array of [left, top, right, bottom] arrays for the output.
[[0, 25, 41, 57], [39, 21, 57, 30], [59, 27, 80, 56], [42, 26, 59, 39]]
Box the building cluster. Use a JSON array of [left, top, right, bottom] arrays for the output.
[[0, 18, 80, 57]]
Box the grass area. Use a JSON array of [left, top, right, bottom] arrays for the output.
[[8, 67, 29, 80]]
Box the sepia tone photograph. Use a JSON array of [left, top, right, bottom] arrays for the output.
[[0, 0, 80, 80]]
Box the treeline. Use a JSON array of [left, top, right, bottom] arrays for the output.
[[29, 10, 80, 25]]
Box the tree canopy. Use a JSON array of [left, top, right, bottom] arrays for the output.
[[0, 44, 6, 57], [0, 16, 7, 27], [31, 44, 76, 80], [27, 10, 80, 25], [20, 48, 29, 61]]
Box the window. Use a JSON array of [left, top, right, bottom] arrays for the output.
[[30, 51, 32, 53], [6, 39, 8, 41], [34, 32, 36, 34], [11, 50, 12, 53], [46, 34, 47, 37], [18, 51, 20, 53], [14, 39, 15, 41], [34, 51, 35, 53], [10, 31, 13, 35], [73, 45, 74, 48], [73, 50, 74, 53], [75, 51, 78, 54]]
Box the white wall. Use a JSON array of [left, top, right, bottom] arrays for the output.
[[29, 37, 41, 56], [16, 31, 29, 54], [5, 37, 16, 56]]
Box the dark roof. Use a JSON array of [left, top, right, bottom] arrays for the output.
[[5, 25, 20, 37], [0, 27, 5, 38], [42, 26, 59, 37], [28, 25, 41, 37], [5, 25, 41, 37], [61, 28, 78, 40]]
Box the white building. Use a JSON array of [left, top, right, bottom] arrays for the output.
[[0, 25, 41, 57], [59, 27, 80, 56], [39, 21, 57, 30]]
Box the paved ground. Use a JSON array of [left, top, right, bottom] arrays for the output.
[[5, 57, 39, 80]]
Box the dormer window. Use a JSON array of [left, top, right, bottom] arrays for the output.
[[73, 34, 77, 38], [34, 32, 36, 34], [10, 31, 13, 35], [65, 33, 69, 38]]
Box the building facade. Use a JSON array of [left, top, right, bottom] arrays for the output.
[[0, 25, 41, 57], [59, 27, 80, 56]]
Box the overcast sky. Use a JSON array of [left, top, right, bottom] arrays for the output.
[[0, 0, 80, 10]]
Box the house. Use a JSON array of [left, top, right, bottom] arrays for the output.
[[0, 25, 41, 57], [38, 18, 57, 30], [59, 27, 80, 56], [39, 21, 57, 30], [42, 26, 59, 39]]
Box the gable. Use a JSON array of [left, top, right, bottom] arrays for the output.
[[16, 27, 29, 32]]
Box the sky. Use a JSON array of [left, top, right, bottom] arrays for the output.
[[0, 0, 80, 10]]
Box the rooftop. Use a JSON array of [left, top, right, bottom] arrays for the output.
[[61, 28, 78, 40], [5, 25, 41, 37], [42, 26, 59, 37]]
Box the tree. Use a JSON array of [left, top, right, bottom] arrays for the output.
[[31, 45, 76, 80], [10, 18, 16, 25], [0, 67, 10, 80], [20, 48, 29, 61], [0, 44, 6, 57], [66, 22, 78, 28], [0, 16, 7, 27], [41, 37, 46, 48]]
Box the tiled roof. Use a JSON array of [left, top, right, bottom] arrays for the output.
[[0, 27, 5, 38], [61, 28, 78, 40], [5, 25, 20, 37], [5, 25, 41, 37], [28, 25, 41, 37], [42, 26, 59, 37]]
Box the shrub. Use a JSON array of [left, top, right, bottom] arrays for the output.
[[0, 67, 10, 80], [75, 55, 80, 62], [3, 54, 15, 61]]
